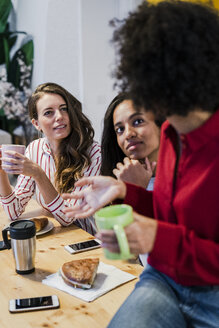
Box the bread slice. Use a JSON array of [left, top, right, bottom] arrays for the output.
[[30, 217, 48, 232], [60, 258, 99, 289]]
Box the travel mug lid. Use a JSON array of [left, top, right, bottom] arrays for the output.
[[9, 220, 36, 240]]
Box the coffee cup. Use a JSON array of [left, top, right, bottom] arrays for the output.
[[2, 220, 36, 274], [1, 144, 26, 172], [94, 204, 133, 260]]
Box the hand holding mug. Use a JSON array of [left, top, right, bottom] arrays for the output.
[[94, 204, 134, 260], [96, 211, 158, 256], [1, 144, 26, 174], [1, 144, 40, 177]]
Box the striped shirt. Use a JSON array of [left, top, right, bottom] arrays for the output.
[[0, 138, 101, 235]]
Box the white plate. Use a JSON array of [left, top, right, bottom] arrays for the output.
[[36, 221, 54, 236]]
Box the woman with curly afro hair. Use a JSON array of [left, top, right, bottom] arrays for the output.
[[63, 1, 219, 327]]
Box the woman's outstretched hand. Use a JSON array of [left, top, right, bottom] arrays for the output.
[[62, 176, 127, 219]]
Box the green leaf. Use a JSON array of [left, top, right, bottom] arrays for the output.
[[8, 39, 34, 88], [3, 37, 10, 73], [20, 39, 34, 66], [0, 32, 17, 65], [8, 51, 21, 88], [0, 108, 5, 117], [0, 0, 12, 33]]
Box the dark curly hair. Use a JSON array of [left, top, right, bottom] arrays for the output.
[[101, 93, 164, 177], [112, 0, 219, 117], [28, 82, 94, 193]]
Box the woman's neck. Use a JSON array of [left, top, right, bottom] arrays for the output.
[[167, 110, 212, 134], [47, 139, 60, 158], [148, 147, 159, 164]]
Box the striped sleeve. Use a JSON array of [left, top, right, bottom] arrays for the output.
[[0, 144, 35, 221], [47, 141, 101, 234]]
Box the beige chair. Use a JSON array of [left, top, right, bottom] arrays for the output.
[[0, 129, 12, 144]]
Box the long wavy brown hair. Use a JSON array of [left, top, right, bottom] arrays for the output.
[[28, 82, 94, 193]]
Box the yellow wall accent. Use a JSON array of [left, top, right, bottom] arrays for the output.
[[147, 0, 219, 10]]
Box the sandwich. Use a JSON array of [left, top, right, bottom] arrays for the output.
[[30, 217, 48, 232], [60, 258, 99, 289]]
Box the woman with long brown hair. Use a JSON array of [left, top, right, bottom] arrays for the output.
[[0, 82, 101, 235]]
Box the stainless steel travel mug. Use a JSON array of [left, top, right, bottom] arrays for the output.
[[2, 220, 36, 274]]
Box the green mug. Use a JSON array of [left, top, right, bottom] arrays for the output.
[[94, 204, 134, 260]]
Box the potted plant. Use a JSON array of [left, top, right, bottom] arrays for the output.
[[0, 0, 34, 145]]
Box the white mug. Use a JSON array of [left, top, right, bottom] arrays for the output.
[[1, 144, 26, 172]]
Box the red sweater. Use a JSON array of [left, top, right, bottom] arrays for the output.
[[124, 110, 219, 286]]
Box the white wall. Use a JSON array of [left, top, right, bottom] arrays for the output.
[[81, 0, 118, 139], [14, 0, 142, 142], [45, 0, 82, 99], [15, 0, 49, 91]]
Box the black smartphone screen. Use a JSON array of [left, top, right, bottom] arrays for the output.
[[69, 240, 100, 251], [15, 296, 53, 309]]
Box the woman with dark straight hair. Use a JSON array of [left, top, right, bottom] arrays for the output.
[[101, 93, 164, 266], [101, 92, 164, 192]]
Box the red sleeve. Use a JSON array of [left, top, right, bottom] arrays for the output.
[[123, 182, 154, 217]]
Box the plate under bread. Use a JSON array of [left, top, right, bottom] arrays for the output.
[[42, 261, 137, 302], [35, 220, 54, 236], [20, 218, 54, 236]]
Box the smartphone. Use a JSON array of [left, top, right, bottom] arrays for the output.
[[64, 239, 101, 254], [0, 240, 8, 251], [9, 295, 59, 313]]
